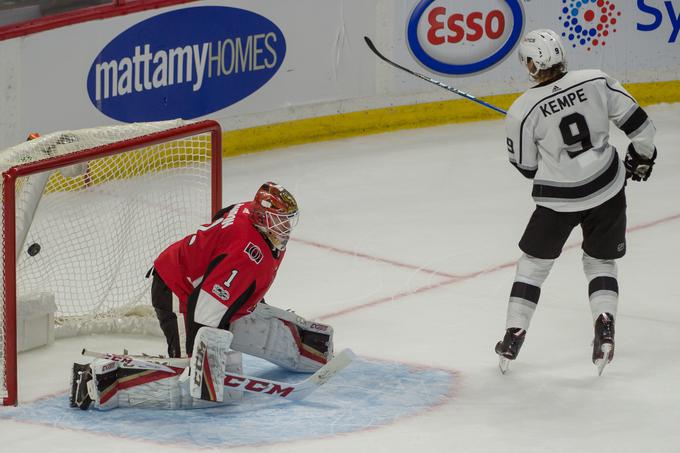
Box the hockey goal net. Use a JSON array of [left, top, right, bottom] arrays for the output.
[[0, 119, 222, 406]]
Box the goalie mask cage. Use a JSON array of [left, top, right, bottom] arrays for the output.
[[0, 119, 222, 406]]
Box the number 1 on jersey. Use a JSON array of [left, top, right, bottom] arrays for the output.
[[225, 269, 238, 287], [559, 112, 592, 158]]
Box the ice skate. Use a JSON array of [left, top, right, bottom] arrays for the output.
[[69, 363, 93, 410], [495, 328, 526, 374], [592, 313, 615, 376]]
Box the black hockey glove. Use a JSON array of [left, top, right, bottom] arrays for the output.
[[624, 144, 657, 182]]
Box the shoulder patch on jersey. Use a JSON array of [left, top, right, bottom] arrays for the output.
[[244, 242, 263, 264]]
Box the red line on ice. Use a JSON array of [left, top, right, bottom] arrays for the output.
[[293, 213, 680, 321]]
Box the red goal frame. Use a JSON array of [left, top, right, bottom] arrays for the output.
[[1, 120, 222, 406]]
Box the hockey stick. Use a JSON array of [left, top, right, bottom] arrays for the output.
[[222, 348, 356, 401], [82, 348, 356, 401], [83, 349, 190, 366], [364, 36, 507, 116], [82, 349, 178, 373]]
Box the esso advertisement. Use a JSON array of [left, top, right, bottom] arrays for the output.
[[407, 0, 524, 75], [87, 6, 286, 123]]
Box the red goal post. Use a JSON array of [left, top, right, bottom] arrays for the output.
[[1, 119, 222, 406]]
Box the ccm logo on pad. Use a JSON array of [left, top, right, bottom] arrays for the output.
[[224, 374, 294, 397]]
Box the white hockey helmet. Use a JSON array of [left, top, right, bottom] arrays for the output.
[[518, 29, 566, 78]]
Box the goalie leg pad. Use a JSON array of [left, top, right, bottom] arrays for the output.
[[230, 303, 334, 372], [179, 352, 244, 409], [188, 327, 233, 402], [76, 353, 244, 410]]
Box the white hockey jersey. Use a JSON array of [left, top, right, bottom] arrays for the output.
[[505, 69, 656, 212]]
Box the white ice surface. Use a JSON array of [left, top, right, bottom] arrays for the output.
[[3, 102, 680, 453]]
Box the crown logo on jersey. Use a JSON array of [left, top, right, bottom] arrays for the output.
[[552, 85, 561, 93]]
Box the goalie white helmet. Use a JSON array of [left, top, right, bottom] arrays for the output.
[[518, 29, 566, 78]]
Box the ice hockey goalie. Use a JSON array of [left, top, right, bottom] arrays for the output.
[[69, 182, 334, 410]]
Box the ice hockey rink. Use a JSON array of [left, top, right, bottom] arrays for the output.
[[2, 102, 680, 453]]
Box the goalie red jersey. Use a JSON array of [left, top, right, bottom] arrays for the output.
[[153, 202, 285, 327]]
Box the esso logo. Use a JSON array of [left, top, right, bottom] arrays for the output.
[[407, 0, 524, 75]]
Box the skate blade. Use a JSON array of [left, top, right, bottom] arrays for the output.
[[498, 356, 511, 374], [594, 343, 613, 376]]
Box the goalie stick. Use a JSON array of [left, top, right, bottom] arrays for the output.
[[364, 36, 507, 116], [81, 349, 177, 373], [81, 348, 356, 401], [83, 349, 190, 365]]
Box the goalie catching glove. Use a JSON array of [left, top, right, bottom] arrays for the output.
[[624, 143, 657, 182]]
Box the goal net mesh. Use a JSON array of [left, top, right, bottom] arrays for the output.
[[0, 119, 220, 402]]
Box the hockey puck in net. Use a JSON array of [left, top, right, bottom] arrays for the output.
[[27, 243, 41, 256]]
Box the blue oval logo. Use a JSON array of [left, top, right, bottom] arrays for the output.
[[407, 0, 524, 75], [87, 7, 286, 122]]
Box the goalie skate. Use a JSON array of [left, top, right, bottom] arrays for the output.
[[69, 363, 93, 410], [495, 328, 526, 374], [592, 313, 615, 376]]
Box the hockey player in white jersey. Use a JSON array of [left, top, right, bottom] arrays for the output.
[[495, 29, 657, 375]]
